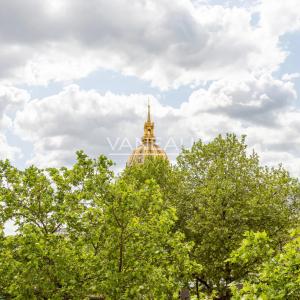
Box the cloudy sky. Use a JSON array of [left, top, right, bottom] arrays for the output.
[[1, 0, 300, 175]]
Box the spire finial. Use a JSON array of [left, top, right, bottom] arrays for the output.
[[147, 98, 151, 122]]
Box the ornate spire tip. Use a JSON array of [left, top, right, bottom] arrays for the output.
[[147, 99, 151, 122]]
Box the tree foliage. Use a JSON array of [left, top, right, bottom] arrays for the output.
[[0, 152, 194, 299], [175, 134, 300, 298], [0, 134, 299, 299], [230, 230, 300, 299]]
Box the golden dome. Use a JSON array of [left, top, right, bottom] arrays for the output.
[[127, 102, 168, 167]]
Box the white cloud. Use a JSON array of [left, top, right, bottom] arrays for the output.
[[14, 85, 174, 166], [0, 134, 21, 161], [0, 85, 29, 113], [259, 0, 300, 36], [0, 85, 29, 160], [14, 74, 300, 177], [181, 74, 296, 126], [1, 0, 300, 178], [282, 73, 300, 81], [0, 0, 297, 89]]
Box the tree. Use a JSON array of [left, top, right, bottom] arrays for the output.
[[229, 230, 300, 300], [175, 134, 300, 299], [1, 134, 299, 299], [120, 156, 178, 202], [89, 178, 196, 299], [0, 152, 113, 299], [0, 152, 196, 299]]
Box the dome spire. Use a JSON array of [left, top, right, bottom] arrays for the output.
[[147, 98, 151, 122], [142, 99, 155, 143]]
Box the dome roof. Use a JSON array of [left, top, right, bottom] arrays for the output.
[[127, 142, 168, 166], [127, 102, 168, 167]]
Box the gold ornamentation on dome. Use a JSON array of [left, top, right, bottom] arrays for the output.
[[126, 101, 168, 167]]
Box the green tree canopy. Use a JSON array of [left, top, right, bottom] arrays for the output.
[[1, 134, 299, 299], [229, 230, 300, 300], [175, 134, 300, 298], [0, 152, 195, 299]]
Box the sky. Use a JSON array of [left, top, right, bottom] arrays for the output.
[[1, 0, 300, 176]]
